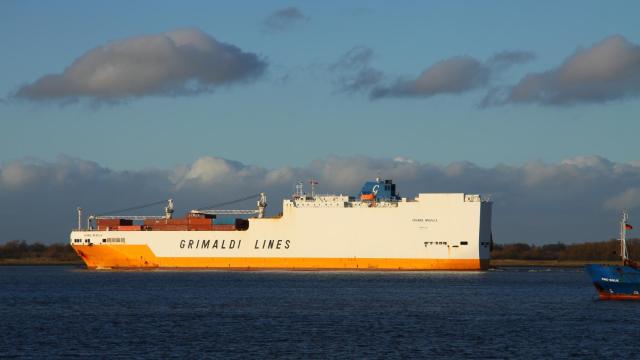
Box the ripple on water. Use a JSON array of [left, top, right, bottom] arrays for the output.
[[0, 266, 637, 359]]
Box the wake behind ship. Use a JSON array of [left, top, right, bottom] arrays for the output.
[[70, 179, 493, 270]]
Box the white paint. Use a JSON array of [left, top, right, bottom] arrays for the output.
[[71, 193, 492, 261]]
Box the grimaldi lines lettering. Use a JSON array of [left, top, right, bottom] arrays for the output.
[[179, 239, 241, 250], [254, 239, 290, 250], [178, 239, 291, 250]]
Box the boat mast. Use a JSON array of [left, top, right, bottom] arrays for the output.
[[621, 211, 629, 263]]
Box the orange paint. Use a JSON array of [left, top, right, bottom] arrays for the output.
[[118, 225, 142, 231], [72, 244, 488, 271]]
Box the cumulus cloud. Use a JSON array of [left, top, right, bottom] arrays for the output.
[[263, 7, 309, 32], [2, 154, 640, 245], [0, 160, 48, 190], [486, 35, 640, 106], [0, 156, 107, 190], [371, 51, 534, 99], [176, 157, 249, 187], [173, 156, 289, 189], [14, 28, 267, 103], [605, 188, 640, 211], [329, 46, 384, 93], [372, 56, 489, 99]]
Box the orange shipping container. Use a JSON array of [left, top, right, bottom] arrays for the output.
[[148, 224, 189, 231], [144, 219, 165, 226], [118, 225, 142, 231], [167, 219, 189, 225], [98, 219, 133, 230], [147, 219, 188, 225], [188, 225, 213, 231], [211, 224, 237, 231], [188, 220, 211, 225]]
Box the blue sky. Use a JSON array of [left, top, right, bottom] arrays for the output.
[[2, 1, 640, 244], [2, 0, 639, 170]]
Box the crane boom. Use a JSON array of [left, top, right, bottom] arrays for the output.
[[93, 215, 167, 220], [190, 209, 259, 215]]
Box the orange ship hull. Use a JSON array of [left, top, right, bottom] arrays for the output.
[[72, 244, 489, 271]]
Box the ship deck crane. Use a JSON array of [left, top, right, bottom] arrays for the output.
[[190, 209, 259, 215], [84, 199, 174, 229], [191, 193, 267, 218], [77, 193, 267, 230]]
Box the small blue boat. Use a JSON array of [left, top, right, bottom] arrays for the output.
[[586, 211, 640, 300]]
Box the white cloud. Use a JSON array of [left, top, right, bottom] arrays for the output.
[[264, 167, 296, 185], [605, 188, 640, 211], [177, 156, 237, 186], [489, 35, 640, 105], [15, 28, 267, 103], [372, 56, 488, 98], [0, 161, 44, 190], [2, 154, 640, 245], [371, 51, 534, 99], [561, 155, 612, 169]]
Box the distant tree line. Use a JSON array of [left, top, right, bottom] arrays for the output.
[[491, 239, 640, 261], [0, 240, 79, 261]]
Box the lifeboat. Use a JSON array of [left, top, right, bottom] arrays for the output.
[[360, 193, 375, 201]]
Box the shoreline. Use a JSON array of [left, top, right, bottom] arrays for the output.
[[490, 259, 621, 267], [0, 258, 624, 267], [0, 259, 83, 266]]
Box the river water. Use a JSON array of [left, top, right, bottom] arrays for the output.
[[0, 266, 638, 359]]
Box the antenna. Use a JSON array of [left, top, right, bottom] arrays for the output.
[[621, 210, 629, 263], [295, 181, 304, 198], [309, 179, 318, 198], [77, 207, 83, 230]]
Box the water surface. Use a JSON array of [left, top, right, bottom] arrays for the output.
[[0, 266, 637, 359]]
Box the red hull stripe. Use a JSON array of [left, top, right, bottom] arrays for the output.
[[598, 291, 640, 301]]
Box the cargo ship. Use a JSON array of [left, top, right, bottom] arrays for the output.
[[586, 211, 640, 300], [70, 179, 493, 270]]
